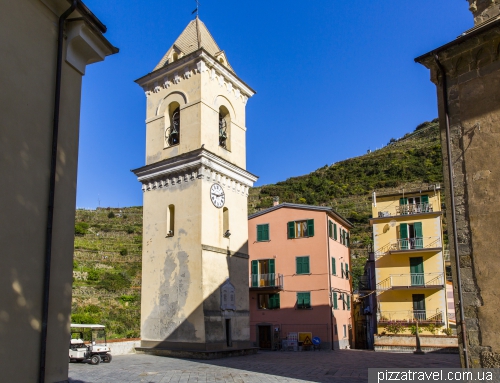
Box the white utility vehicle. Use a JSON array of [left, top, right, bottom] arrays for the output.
[[69, 324, 112, 365]]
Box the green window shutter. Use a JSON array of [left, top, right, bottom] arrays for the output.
[[333, 292, 338, 309], [251, 260, 258, 287], [296, 257, 302, 274], [307, 219, 314, 237], [328, 221, 332, 238], [297, 292, 304, 307], [400, 223, 409, 250], [269, 259, 275, 286], [288, 221, 295, 239], [334, 223, 338, 240], [270, 293, 280, 309], [296, 257, 309, 274], [400, 197, 408, 205], [414, 222, 423, 249], [340, 262, 344, 278], [347, 295, 351, 310], [304, 292, 311, 308], [332, 257, 336, 275], [345, 263, 349, 279], [304, 257, 310, 273], [421, 195, 429, 204], [257, 225, 263, 241], [263, 224, 269, 241]]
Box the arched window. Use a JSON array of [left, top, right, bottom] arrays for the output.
[[219, 106, 230, 150], [223, 207, 229, 237], [167, 204, 175, 236], [166, 102, 180, 147]]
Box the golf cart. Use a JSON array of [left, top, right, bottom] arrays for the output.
[[69, 324, 112, 365]]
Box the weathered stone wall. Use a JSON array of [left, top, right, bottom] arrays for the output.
[[418, 25, 500, 367]]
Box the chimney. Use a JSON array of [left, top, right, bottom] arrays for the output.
[[468, 0, 500, 25], [273, 196, 279, 206]]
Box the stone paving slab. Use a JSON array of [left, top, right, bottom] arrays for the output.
[[68, 350, 460, 383]]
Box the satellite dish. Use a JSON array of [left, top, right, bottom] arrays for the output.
[[390, 220, 397, 227]]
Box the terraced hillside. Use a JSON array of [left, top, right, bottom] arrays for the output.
[[72, 119, 444, 336], [72, 207, 142, 339]]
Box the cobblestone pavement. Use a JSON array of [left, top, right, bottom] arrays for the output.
[[68, 350, 460, 383]]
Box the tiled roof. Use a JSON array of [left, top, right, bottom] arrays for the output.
[[248, 203, 353, 228], [153, 17, 233, 72]]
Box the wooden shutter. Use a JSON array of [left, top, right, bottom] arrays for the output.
[[333, 292, 338, 309], [345, 263, 349, 279], [421, 195, 429, 204], [328, 221, 332, 238], [251, 260, 258, 287], [347, 295, 350, 310], [304, 256, 310, 273], [257, 225, 263, 241], [332, 257, 336, 275], [304, 292, 311, 308], [270, 293, 280, 309], [400, 197, 408, 205], [269, 259, 275, 286], [264, 224, 269, 240], [307, 219, 314, 237], [288, 221, 295, 239], [296, 257, 302, 274], [334, 223, 338, 240], [297, 292, 304, 308], [340, 262, 344, 278], [414, 222, 423, 249]]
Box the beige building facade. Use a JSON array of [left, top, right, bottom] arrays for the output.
[[0, 0, 116, 381], [133, 18, 258, 354]]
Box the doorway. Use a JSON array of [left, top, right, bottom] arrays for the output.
[[258, 325, 272, 349], [410, 257, 424, 286]]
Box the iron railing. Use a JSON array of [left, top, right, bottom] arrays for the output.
[[377, 272, 444, 291], [378, 309, 444, 323], [377, 203, 435, 218], [250, 273, 284, 289], [375, 236, 442, 258]]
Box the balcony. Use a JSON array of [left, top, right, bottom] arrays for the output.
[[249, 273, 284, 291], [376, 272, 445, 292], [376, 203, 435, 218], [378, 309, 444, 324], [375, 237, 442, 258]]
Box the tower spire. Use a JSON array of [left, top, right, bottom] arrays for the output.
[[191, 0, 199, 17]]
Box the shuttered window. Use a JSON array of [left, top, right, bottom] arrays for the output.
[[332, 257, 336, 275], [256, 224, 269, 241], [328, 220, 333, 238], [297, 292, 311, 309], [340, 262, 344, 278], [333, 292, 338, 309], [334, 223, 338, 240], [269, 293, 280, 309], [287, 219, 314, 239], [347, 294, 351, 310], [296, 256, 310, 274], [251, 260, 258, 287], [345, 263, 349, 279]]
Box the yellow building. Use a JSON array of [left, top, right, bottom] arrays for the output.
[[370, 186, 449, 335]]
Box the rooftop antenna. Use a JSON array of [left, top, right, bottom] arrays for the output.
[[192, 0, 200, 17]]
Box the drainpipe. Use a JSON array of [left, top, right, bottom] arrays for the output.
[[39, 1, 77, 382], [326, 215, 335, 350], [433, 54, 470, 369]]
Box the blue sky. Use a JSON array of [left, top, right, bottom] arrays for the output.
[[77, 0, 472, 209]]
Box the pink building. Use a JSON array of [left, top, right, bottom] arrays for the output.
[[248, 203, 353, 350]]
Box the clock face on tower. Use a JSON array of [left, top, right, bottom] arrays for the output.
[[210, 183, 225, 208]]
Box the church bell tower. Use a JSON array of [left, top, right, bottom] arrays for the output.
[[132, 17, 257, 354]]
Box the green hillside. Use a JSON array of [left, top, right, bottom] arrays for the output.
[[72, 118, 444, 336]]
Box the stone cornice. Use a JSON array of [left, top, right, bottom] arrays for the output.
[[135, 49, 255, 103], [131, 149, 258, 194]]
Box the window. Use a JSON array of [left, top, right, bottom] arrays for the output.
[[333, 223, 338, 240], [399, 222, 423, 249], [166, 204, 175, 237], [333, 292, 338, 309], [166, 103, 180, 147], [223, 207, 229, 236], [331, 257, 336, 275], [345, 263, 349, 279], [219, 106, 230, 149], [340, 262, 344, 278], [328, 220, 333, 238], [287, 219, 314, 239], [342, 293, 346, 310], [296, 256, 310, 274], [297, 292, 311, 309], [400, 195, 431, 214], [343, 324, 347, 338], [347, 294, 351, 310], [251, 259, 275, 287], [258, 293, 280, 309], [257, 224, 269, 241]]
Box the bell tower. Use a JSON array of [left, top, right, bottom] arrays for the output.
[[132, 18, 257, 355]]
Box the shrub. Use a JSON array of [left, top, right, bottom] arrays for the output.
[[75, 222, 89, 235], [120, 248, 128, 256], [125, 329, 140, 338], [99, 272, 131, 292], [87, 269, 100, 281], [385, 321, 405, 335], [119, 295, 138, 303], [442, 327, 453, 336], [108, 211, 115, 219], [73, 260, 78, 269], [409, 325, 423, 335], [425, 323, 438, 335]]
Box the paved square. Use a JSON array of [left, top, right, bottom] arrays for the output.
[[68, 350, 460, 383]]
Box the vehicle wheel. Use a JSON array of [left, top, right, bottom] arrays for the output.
[[103, 354, 112, 363], [90, 355, 100, 365]]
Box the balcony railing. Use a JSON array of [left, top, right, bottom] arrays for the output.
[[377, 203, 435, 218], [378, 309, 444, 324], [249, 273, 284, 290], [375, 236, 442, 258], [376, 272, 444, 291]]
